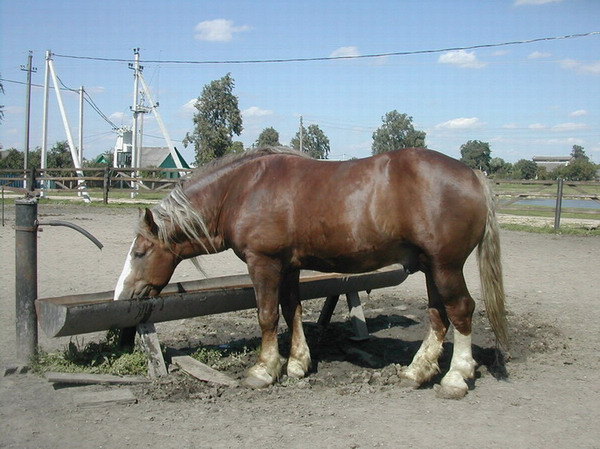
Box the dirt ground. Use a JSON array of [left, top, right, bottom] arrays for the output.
[[1, 202, 599, 449]]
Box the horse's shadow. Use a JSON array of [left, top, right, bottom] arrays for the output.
[[169, 313, 508, 383]]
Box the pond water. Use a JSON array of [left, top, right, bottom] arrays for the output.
[[512, 198, 600, 210]]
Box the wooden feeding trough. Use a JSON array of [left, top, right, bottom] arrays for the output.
[[36, 266, 408, 338], [36, 265, 408, 378]]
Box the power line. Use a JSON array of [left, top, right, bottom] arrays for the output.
[[51, 31, 599, 65], [2, 76, 120, 130], [55, 75, 120, 130]]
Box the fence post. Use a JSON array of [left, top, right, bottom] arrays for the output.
[[15, 197, 39, 364], [554, 178, 564, 231], [103, 167, 111, 204]]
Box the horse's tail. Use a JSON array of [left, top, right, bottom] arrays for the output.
[[475, 171, 509, 349]]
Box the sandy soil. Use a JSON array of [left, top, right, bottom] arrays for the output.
[[1, 202, 599, 449]]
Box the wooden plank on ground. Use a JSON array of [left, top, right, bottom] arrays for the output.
[[172, 355, 238, 387], [74, 388, 137, 408], [45, 372, 149, 385]]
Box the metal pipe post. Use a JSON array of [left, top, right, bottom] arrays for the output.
[[554, 178, 564, 230], [15, 197, 39, 363]]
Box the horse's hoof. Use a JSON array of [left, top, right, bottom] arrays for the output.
[[287, 359, 308, 379], [397, 376, 421, 390], [242, 375, 272, 389], [435, 370, 469, 399], [434, 383, 468, 399], [243, 364, 274, 389]]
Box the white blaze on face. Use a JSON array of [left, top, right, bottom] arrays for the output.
[[114, 239, 136, 301]]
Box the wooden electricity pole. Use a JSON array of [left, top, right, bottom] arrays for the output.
[[20, 51, 37, 190]]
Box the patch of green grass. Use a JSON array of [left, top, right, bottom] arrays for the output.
[[32, 329, 148, 376], [500, 222, 600, 236], [191, 345, 257, 371], [499, 207, 600, 221]]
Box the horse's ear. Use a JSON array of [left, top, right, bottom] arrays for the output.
[[141, 208, 159, 236]]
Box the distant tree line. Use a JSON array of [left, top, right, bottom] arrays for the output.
[[0, 141, 114, 170], [459, 141, 597, 181]]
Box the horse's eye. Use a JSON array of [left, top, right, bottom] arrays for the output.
[[133, 251, 145, 258]]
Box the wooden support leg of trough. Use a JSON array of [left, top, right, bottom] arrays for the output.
[[136, 323, 168, 378], [345, 291, 370, 341], [316, 293, 370, 341], [317, 295, 340, 329]]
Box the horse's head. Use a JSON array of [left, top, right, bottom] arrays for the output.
[[113, 209, 181, 300]]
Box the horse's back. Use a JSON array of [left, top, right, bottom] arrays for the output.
[[224, 148, 487, 271]]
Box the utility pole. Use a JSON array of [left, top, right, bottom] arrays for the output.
[[78, 86, 84, 167], [40, 51, 51, 197], [299, 116, 304, 153], [129, 48, 146, 198], [20, 51, 37, 190]]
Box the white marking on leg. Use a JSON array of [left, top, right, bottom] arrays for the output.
[[437, 328, 476, 398], [114, 240, 135, 301], [449, 328, 476, 378], [401, 327, 443, 385]]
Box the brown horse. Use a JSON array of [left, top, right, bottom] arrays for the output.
[[114, 147, 507, 398]]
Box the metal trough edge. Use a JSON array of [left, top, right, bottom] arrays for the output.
[[36, 266, 408, 338]]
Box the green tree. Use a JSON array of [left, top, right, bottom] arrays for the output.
[[0, 147, 40, 170], [554, 159, 597, 181], [570, 145, 589, 162], [488, 157, 512, 179], [512, 159, 537, 180], [229, 141, 245, 154], [255, 127, 281, 148], [183, 73, 243, 165], [460, 140, 491, 172], [290, 124, 330, 159], [48, 141, 74, 168], [0, 148, 23, 169], [371, 111, 426, 155]]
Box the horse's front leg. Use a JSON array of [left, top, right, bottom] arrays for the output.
[[243, 254, 285, 388], [280, 269, 311, 378]]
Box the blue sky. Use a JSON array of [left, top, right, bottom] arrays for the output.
[[1, 0, 599, 164]]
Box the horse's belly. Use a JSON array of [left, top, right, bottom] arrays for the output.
[[297, 243, 421, 274]]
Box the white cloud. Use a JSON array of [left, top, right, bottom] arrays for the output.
[[438, 50, 486, 69], [242, 106, 273, 118], [552, 122, 588, 132], [435, 117, 484, 129], [108, 111, 127, 123], [502, 123, 519, 129], [534, 137, 585, 146], [528, 51, 552, 59], [194, 19, 251, 42], [570, 109, 588, 117], [528, 123, 547, 130], [181, 98, 197, 115], [86, 86, 106, 94], [515, 0, 563, 5], [329, 46, 360, 58], [560, 59, 600, 75], [4, 106, 25, 115]]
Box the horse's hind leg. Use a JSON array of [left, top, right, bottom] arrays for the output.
[[280, 269, 311, 378], [399, 270, 450, 387], [431, 267, 477, 399]]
